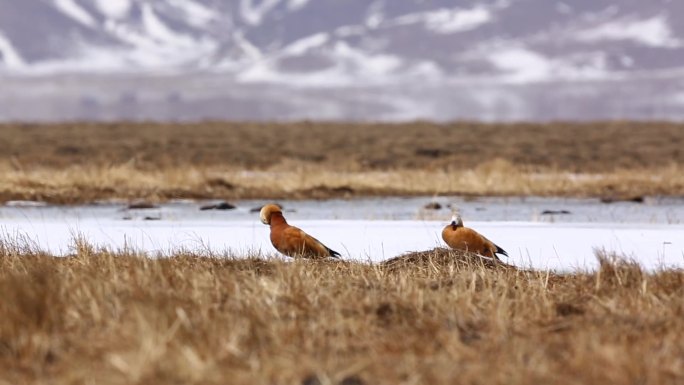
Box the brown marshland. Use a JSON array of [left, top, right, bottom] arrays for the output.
[[1, 121, 683, 203]]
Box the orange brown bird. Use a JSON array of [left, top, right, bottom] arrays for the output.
[[259, 204, 341, 259], [441, 214, 508, 260]]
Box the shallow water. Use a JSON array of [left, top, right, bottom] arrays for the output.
[[2, 196, 683, 224]]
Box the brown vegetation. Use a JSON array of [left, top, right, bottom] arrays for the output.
[[1, 242, 684, 384], [1, 161, 683, 204], [3, 121, 684, 171], [1, 121, 684, 203]]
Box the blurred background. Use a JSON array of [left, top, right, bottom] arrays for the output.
[[1, 0, 683, 122]]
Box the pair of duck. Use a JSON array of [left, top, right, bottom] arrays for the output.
[[259, 203, 508, 261]]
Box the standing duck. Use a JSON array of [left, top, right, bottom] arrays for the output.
[[441, 214, 508, 260], [259, 204, 341, 259]]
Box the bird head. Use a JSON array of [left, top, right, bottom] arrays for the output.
[[259, 203, 283, 225], [450, 213, 464, 228]]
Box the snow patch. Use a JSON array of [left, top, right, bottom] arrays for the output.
[[283, 33, 329, 56], [53, 0, 97, 28], [142, 3, 188, 44], [52, 12, 221, 72], [487, 47, 608, 83], [333, 41, 401, 75], [394, 6, 492, 34], [335, 25, 366, 37], [167, 0, 218, 27], [233, 31, 262, 60], [0, 31, 25, 69], [424, 7, 492, 34], [488, 47, 552, 82], [94, 0, 131, 20], [238, 62, 348, 87], [405, 60, 443, 81], [365, 0, 385, 29], [576, 16, 681, 48], [366, 13, 383, 29], [287, 0, 309, 11], [240, 0, 281, 26], [238, 41, 406, 87]]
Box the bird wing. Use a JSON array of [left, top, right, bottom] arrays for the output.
[[443, 225, 507, 261], [304, 233, 341, 258], [480, 233, 508, 258], [283, 226, 339, 258]]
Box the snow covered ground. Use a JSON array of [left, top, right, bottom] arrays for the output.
[[1, 202, 682, 272]]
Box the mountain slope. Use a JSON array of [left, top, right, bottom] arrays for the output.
[[1, 0, 684, 121]]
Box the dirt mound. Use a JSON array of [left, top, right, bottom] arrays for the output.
[[380, 247, 517, 272]]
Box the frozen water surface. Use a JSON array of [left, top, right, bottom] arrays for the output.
[[1, 196, 682, 272]]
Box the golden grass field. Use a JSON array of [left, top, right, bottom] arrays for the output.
[[1, 121, 684, 203], [1, 243, 683, 385]]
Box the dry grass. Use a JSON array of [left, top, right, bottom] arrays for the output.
[[1, 160, 683, 203], [1, 121, 684, 202], [3, 121, 684, 172], [2, 242, 684, 385]]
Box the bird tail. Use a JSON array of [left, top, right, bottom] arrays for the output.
[[327, 247, 341, 259], [495, 244, 508, 257]]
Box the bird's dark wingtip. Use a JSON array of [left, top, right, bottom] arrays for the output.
[[496, 245, 508, 257], [328, 248, 342, 259]]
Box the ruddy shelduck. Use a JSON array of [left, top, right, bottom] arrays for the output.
[[441, 214, 508, 260], [260, 204, 341, 259]]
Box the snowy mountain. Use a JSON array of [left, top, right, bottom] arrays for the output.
[[1, 0, 684, 121]]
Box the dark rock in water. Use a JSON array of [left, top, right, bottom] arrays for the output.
[[541, 210, 571, 215], [215, 202, 236, 210], [600, 196, 645, 204], [423, 202, 442, 210], [144, 216, 161, 221], [127, 202, 158, 210], [200, 202, 236, 211]]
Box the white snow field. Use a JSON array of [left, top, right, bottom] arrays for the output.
[[0, 215, 682, 272]]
